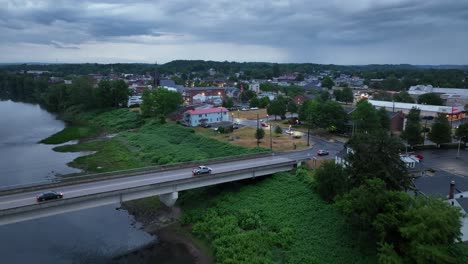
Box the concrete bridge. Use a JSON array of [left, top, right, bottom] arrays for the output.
[[0, 154, 305, 225]]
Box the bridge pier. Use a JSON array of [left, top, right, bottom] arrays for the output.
[[159, 192, 178, 207]]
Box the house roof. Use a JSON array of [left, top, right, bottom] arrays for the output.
[[186, 107, 228, 115], [413, 170, 468, 197]]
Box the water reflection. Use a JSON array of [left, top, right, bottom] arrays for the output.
[[0, 100, 154, 263]]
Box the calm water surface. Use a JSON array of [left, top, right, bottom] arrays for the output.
[[0, 100, 155, 263]]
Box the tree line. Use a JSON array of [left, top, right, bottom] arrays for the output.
[[2, 61, 466, 87], [0, 72, 130, 114], [310, 101, 465, 263]]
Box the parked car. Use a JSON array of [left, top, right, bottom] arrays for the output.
[[285, 129, 294, 135], [412, 154, 424, 160], [317, 150, 329, 156], [192, 166, 212, 175], [261, 122, 268, 127], [36, 191, 63, 202], [201, 123, 212, 128]]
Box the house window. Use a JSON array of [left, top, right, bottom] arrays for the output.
[[199, 114, 202, 117]]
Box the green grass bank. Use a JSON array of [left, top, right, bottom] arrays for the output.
[[178, 168, 377, 264]]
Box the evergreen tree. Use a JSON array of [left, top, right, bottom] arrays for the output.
[[428, 114, 452, 147], [401, 107, 423, 147]]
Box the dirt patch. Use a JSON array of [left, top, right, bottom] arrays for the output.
[[202, 126, 308, 151], [119, 202, 213, 264]]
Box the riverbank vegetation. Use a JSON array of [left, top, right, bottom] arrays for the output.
[[52, 114, 266, 172], [178, 168, 376, 264]]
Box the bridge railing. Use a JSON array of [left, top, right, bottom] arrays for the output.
[[0, 151, 275, 196], [0, 160, 300, 218]]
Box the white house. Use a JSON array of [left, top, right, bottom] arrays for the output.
[[335, 147, 420, 169], [249, 82, 260, 93], [127, 96, 142, 107], [183, 107, 229, 126]]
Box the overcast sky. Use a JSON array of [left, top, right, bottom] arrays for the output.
[[1, 0, 467, 65]]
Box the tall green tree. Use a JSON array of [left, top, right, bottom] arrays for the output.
[[222, 98, 234, 108], [351, 100, 382, 133], [428, 114, 452, 147], [313, 161, 348, 202], [267, 98, 287, 120], [399, 197, 463, 264], [393, 91, 414, 103], [336, 179, 410, 240], [377, 107, 390, 131], [346, 131, 410, 190], [258, 97, 270, 108], [401, 107, 423, 147], [141, 88, 183, 118], [418, 93, 443, 105], [249, 97, 260, 108], [68, 77, 95, 110], [287, 100, 298, 118], [321, 76, 335, 89], [341, 87, 354, 104], [95, 80, 112, 108], [300, 99, 347, 132], [255, 127, 265, 143], [319, 90, 330, 101]]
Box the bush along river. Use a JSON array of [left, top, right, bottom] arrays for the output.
[[0, 100, 200, 263]]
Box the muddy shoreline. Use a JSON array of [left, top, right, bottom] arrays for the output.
[[112, 202, 213, 264]]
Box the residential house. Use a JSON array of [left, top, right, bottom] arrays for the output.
[[388, 111, 405, 132], [249, 82, 260, 93], [335, 146, 422, 171], [183, 87, 226, 104], [183, 107, 229, 126], [293, 95, 307, 105], [413, 170, 468, 242]]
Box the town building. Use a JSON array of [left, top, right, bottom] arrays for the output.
[[182, 107, 229, 126], [249, 82, 260, 93], [183, 87, 226, 105], [368, 100, 465, 120], [408, 85, 468, 106]]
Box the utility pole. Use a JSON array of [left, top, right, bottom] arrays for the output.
[[451, 106, 454, 128], [257, 114, 260, 147], [422, 118, 428, 146], [307, 111, 311, 147], [269, 115, 272, 150]]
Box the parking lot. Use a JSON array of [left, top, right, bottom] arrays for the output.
[[416, 148, 468, 177]]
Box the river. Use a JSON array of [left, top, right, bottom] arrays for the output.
[[0, 100, 156, 263]]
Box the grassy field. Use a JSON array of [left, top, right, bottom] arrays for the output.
[[178, 168, 377, 264], [54, 121, 268, 172], [194, 126, 308, 151]]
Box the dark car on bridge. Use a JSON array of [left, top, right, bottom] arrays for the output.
[[36, 191, 64, 202], [192, 166, 212, 175]]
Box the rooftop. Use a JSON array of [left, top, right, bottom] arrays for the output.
[[186, 107, 228, 115]]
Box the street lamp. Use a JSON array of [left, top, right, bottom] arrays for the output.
[[457, 136, 465, 159], [267, 115, 272, 150]]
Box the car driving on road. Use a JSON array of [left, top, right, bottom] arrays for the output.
[[36, 191, 63, 202], [317, 150, 329, 156], [192, 166, 212, 175]]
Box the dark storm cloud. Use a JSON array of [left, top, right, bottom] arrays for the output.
[[1, 0, 468, 63]]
